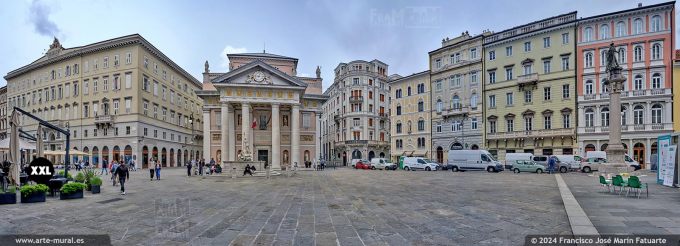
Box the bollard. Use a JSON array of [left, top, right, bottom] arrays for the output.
[[231, 167, 236, 179]]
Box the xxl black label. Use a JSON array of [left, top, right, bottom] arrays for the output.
[[27, 157, 54, 184]]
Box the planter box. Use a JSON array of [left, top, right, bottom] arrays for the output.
[[59, 190, 84, 200], [21, 192, 46, 203], [0, 193, 17, 204], [90, 185, 100, 194]]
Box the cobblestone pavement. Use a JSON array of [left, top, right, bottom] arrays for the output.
[[0, 168, 570, 245], [562, 171, 680, 235]]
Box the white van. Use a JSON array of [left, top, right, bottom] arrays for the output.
[[505, 153, 533, 169], [370, 158, 397, 170], [447, 150, 504, 172], [553, 155, 582, 172], [584, 151, 641, 170], [402, 157, 439, 171]]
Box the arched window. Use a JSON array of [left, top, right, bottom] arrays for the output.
[[585, 80, 593, 95], [396, 121, 402, 134], [396, 105, 402, 115], [436, 99, 443, 113], [470, 93, 478, 108], [652, 43, 661, 60], [601, 79, 609, 93], [452, 95, 461, 109], [585, 52, 593, 68], [601, 50, 607, 66], [621, 106, 627, 125], [599, 24, 610, 39], [417, 99, 424, 112], [634, 45, 643, 62], [585, 108, 594, 127], [601, 107, 610, 127], [407, 87, 411, 96], [584, 27, 593, 42], [618, 48, 626, 64], [633, 18, 643, 34], [652, 73, 662, 89], [634, 105, 644, 125], [616, 21, 626, 37], [418, 118, 425, 131], [652, 104, 662, 124], [634, 75, 644, 90], [651, 15, 662, 32]]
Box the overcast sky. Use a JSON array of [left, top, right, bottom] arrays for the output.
[[1, 0, 676, 91]]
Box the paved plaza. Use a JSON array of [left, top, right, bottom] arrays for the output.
[[0, 168, 571, 245]]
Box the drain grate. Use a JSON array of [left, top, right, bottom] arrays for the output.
[[97, 198, 124, 204]]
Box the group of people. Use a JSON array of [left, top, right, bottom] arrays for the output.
[[186, 158, 222, 176], [149, 158, 162, 181]]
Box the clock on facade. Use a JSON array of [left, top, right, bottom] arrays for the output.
[[254, 71, 265, 82]]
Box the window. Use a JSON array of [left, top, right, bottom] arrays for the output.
[[396, 123, 402, 134], [652, 44, 661, 60], [418, 100, 424, 112], [506, 119, 514, 132], [142, 76, 149, 91], [126, 52, 132, 64], [488, 95, 496, 108], [488, 71, 496, 84], [544, 116, 552, 129], [113, 99, 119, 115], [634, 75, 644, 90], [396, 105, 401, 115], [601, 107, 610, 127], [435, 59, 442, 68], [125, 73, 132, 89], [436, 122, 441, 133], [543, 37, 550, 48], [471, 118, 478, 130], [614, 21, 626, 37], [621, 107, 627, 125], [563, 114, 570, 128], [452, 95, 461, 109], [633, 18, 643, 35], [153, 81, 159, 96], [84, 80, 89, 94], [600, 49, 607, 66], [454, 53, 461, 63], [103, 77, 108, 91], [489, 121, 497, 133], [162, 86, 167, 100], [524, 116, 533, 131], [618, 48, 626, 64], [562, 33, 569, 44], [436, 99, 443, 113], [73, 82, 79, 96], [651, 15, 662, 32], [562, 84, 570, 99], [599, 24, 610, 39], [652, 73, 662, 89], [418, 119, 425, 131], [452, 121, 461, 132], [634, 45, 643, 62], [524, 64, 533, 76], [103, 56, 109, 68], [584, 27, 593, 42], [544, 87, 551, 100], [470, 93, 477, 108], [114, 55, 119, 66], [505, 68, 513, 80], [585, 52, 593, 68], [652, 104, 662, 124], [470, 48, 477, 59], [633, 105, 644, 125], [93, 59, 98, 70], [524, 42, 531, 52], [543, 60, 551, 74], [143, 101, 148, 116], [524, 90, 532, 103], [407, 87, 411, 96], [561, 57, 569, 71], [585, 80, 593, 94], [125, 98, 131, 113], [126, 126, 131, 135], [470, 71, 478, 83], [83, 103, 89, 118], [489, 50, 496, 60], [506, 46, 513, 56], [506, 92, 513, 106], [153, 104, 159, 118], [436, 81, 442, 91], [154, 63, 158, 74], [113, 75, 120, 90]]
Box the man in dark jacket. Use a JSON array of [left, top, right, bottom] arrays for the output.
[[187, 161, 192, 176], [114, 163, 130, 195]]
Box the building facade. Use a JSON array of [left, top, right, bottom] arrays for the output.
[[198, 52, 326, 170], [320, 60, 390, 166], [3, 35, 204, 168], [0, 86, 7, 140], [675, 49, 680, 132], [390, 71, 430, 162], [429, 31, 486, 164], [483, 12, 578, 160], [576, 2, 675, 167]]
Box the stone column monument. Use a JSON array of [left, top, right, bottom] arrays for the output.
[[603, 42, 630, 174]]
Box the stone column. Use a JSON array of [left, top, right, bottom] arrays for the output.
[[645, 138, 651, 168], [605, 69, 627, 165], [291, 104, 301, 168], [220, 104, 228, 163], [227, 104, 235, 161], [202, 110, 211, 163], [271, 103, 281, 170], [241, 103, 251, 157]]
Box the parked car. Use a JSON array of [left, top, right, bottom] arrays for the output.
[[581, 157, 607, 173], [402, 157, 439, 171], [370, 158, 397, 170], [584, 151, 641, 170], [553, 155, 582, 173], [354, 160, 371, 169], [350, 159, 367, 168], [504, 153, 533, 170], [447, 150, 504, 172], [511, 160, 545, 173], [532, 156, 549, 168]]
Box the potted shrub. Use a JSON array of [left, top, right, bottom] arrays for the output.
[[57, 170, 73, 181], [82, 169, 97, 191], [89, 177, 102, 194], [75, 172, 86, 183], [59, 182, 86, 200], [0, 186, 17, 204], [20, 184, 49, 203]]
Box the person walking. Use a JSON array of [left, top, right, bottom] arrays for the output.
[[100, 159, 109, 175], [548, 156, 556, 174], [198, 159, 203, 176], [129, 159, 136, 171], [154, 160, 161, 180], [113, 161, 130, 195], [149, 158, 155, 181], [110, 161, 120, 186], [187, 160, 192, 176]]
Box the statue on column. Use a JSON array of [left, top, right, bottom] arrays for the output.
[[605, 43, 621, 74], [204, 60, 210, 73]]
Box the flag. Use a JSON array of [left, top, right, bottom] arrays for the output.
[[251, 118, 257, 129]]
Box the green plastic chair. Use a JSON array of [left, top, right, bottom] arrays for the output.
[[599, 175, 612, 192], [626, 176, 648, 199], [611, 175, 627, 195]]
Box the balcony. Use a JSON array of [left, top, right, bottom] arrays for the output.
[[583, 94, 596, 100], [632, 90, 646, 97], [600, 93, 609, 99], [349, 96, 363, 103], [345, 140, 368, 145], [584, 127, 595, 133], [378, 112, 389, 118], [517, 73, 539, 90], [651, 88, 667, 95], [488, 128, 574, 140], [443, 106, 469, 117], [95, 115, 114, 127], [368, 140, 389, 146]]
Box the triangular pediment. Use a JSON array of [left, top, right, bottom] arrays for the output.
[[211, 59, 307, 88]]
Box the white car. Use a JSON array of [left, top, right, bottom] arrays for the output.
[[370, 158, 397, 170], [402, 157, 439, 171]]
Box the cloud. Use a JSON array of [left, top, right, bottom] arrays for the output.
[[28, 0, 61, 37], [221, 45, 248, 68]]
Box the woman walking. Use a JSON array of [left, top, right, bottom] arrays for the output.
[[149, 157, 155, 181], [154, 159, 161, 180]]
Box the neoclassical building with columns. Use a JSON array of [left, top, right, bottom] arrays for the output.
[[197, 52, 327, 170]]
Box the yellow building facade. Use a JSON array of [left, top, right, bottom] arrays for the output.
[[674, 50, 680, 132], [389, 71, 431, 162], [483, 13, 578, 160]]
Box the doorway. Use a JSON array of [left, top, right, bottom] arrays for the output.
[[258, 150, 268, 167]]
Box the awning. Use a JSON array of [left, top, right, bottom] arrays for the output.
[[0, 137, 36, 150], [43, 149, 90, 156]]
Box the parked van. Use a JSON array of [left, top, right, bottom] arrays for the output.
[[370, 158, 397, 170], [532, 156, 549, 167], [553, 155, 582, 173], [402, 157, 439, 171], [584, 151, 641, 170], [504, 153, 533, 169], [447, 150, 504, 172]]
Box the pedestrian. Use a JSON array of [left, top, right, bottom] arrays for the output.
[[548, 155, 556, 174], [100, 159, 108, 175], [111, 160, 120, 186], [198, 159, 203, 176], [187, 160, 192, 176], [243, 164, 253, 176], [149, 158, 155, 181], [113, 161, 130, 195], [154, 159, 161, 180], [129, 159, 136, 171]]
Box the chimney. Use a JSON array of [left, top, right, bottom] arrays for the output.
[[638, 3, 642, 7]]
